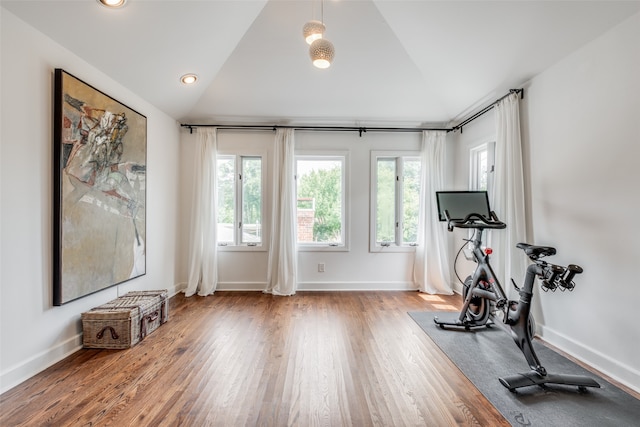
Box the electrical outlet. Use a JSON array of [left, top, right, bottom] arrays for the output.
[[318, 263, 325, 273]]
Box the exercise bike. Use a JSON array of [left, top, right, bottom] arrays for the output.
[[433, 191, 600, 392]]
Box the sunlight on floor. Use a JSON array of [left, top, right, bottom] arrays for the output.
[[418, 294, 445, 302], [418, 293, 458, 310]]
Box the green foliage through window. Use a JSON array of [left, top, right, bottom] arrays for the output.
[[374, 155, 421, 246], [217, 155, 262, 245], [296, 158, 343, 244]]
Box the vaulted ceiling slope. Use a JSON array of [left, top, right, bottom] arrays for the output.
[[3, 1, 639, 126]]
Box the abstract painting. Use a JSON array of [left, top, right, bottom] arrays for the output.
[[53, 69, 146, 305]]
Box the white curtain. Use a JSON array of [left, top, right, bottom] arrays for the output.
[[184, 128, 218, 297], [491, 93, 527, 297], [413, 130, 453, 294], [265, 128, 297, 296]]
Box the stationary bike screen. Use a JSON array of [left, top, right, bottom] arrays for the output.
[[436, 191, 491, 222]]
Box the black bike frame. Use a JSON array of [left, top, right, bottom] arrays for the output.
[[458, 227, 508, 323], [460, 227, 545, 374], [508, 263, 546, 374], [435, 205, 599, 391]]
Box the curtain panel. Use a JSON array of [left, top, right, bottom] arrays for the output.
[[413, 130, 453, 294], [492, 93, 527, 296], [265, 128, 298, 296], [185, 128, 218, 297]]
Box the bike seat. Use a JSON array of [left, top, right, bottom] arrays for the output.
[[517, 243, 556, 260]]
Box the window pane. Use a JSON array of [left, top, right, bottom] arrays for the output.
[[296, 159, 343, 244], [241, 157, 261, 243], [217, 157, 235, 243], [471, 146, 488, 191], [478, 150, 488, 191], [402, 158, 421, 243], [376, 159, 396, 243]]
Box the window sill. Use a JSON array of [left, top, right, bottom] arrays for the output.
[[217, 244, 267, 252], [297, 244, 349, 252], [369, 245, 417, 253]]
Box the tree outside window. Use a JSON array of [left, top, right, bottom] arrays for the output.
[[217, 155, 262, 246], [371, 152, 421, 250], [296, 157, 344, 246]]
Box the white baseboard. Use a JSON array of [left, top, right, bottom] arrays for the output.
[[164, 283, 182, 297], [539, 324, 640, 394], [1, 334, 82, 395], [1, 283, 184, 396], [175, 282, 267, 291], [297, 281, 417, 291], [178, 281, 419, 292], [217, 282, 267, 291]]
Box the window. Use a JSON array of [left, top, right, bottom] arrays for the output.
[[217, 155, 263, 247], [469, 142, 495, 246], [470, 142, 495, 192], [370, 152, 421, 251], [296, 154, 347, 249]]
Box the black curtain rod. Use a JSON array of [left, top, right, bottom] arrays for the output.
[[451, 88, 524, 133], [180, 88, 523, 136], [180, 124, 449, 136]]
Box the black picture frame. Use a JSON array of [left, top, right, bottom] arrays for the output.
[[53, 69, 147, 305]]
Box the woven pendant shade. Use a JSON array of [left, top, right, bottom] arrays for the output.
[[309, 38, 335, 69]]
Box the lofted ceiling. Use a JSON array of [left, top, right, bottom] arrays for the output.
[[3, 0, 639, 127]]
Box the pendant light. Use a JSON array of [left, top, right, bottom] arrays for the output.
[[302, 20, 325, 45], [303, 0, 335, 68], [309, 38, 335, 69]]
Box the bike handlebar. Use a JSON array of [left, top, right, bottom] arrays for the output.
[[444, 210, 507, 231]]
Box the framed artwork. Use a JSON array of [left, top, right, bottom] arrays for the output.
[[53, 69, 147, 305]]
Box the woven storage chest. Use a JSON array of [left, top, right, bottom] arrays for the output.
[[82, 290, 169, 349]]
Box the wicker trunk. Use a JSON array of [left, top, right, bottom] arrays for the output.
[[81, 290, 169, 349]]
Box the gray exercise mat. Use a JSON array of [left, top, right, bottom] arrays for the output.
[[409, 311, 640, 427]]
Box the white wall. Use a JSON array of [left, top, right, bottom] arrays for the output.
[[178, 130, 455, 291], [0, 10, 181, 394], [452, 13, 640, 392], [523, 13, 640, 391]]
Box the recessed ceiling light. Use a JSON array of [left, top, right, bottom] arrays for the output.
[[180, 74, 198, 85], [97, 0, 127, 8]]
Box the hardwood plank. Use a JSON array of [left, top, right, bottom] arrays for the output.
[[1, 291, 509, 426]]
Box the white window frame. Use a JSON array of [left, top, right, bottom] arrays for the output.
[[369, 150, 421, 253], [469, 141, 495, 193], [469, 141, 496, 248], [216, 150, 267, 252], [295, 151, 349, 252]]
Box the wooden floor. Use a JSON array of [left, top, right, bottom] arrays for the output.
[[0, 291, 511, 426]]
